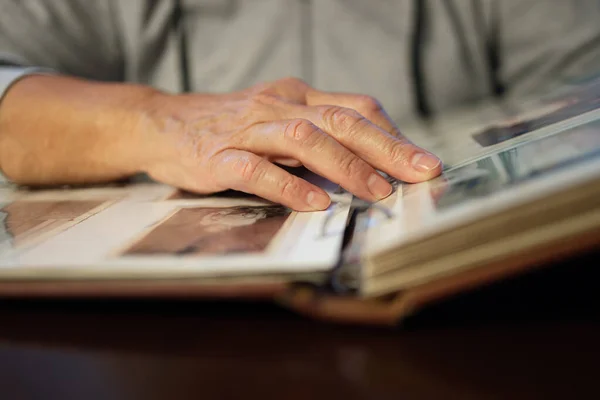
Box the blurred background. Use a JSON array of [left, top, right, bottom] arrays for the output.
[[1, 0, 599, 125]]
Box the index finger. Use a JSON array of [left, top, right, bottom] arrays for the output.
[[280, 103, 442, 183]]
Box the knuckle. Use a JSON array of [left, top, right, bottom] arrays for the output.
[[207, 151, 225, 175], [323, 106, 365, 135], [207, 151, 232, 187], [284, 119, 319, 142], [388, 140, 414, 164], [338, 152, 365, 177], [231, 154, 265, 183], [242, 93, 282, 122], [250, 92, 280, 107], [355, 95, 383, 114], [278, 176, 301, 199]]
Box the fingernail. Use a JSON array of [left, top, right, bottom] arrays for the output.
[[306, 191, 331, 210], [367, 173, 393, 200], [411, 153, 441, 172]]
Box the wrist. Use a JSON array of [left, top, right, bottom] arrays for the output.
[[0, 75, 167, 185], [130, 90, 204, 176], [111, 85, 169, 177]]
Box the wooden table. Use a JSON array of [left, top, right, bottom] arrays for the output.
[[1, 250, 598, 400]]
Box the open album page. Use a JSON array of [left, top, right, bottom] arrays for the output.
[[405, 76, 600, 169], [0, 178, 352, 281]]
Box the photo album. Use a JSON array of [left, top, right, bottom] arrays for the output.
[[1, 76, 599, 325]]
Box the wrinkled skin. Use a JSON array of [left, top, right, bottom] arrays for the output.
[[139, 77, 442, 211]]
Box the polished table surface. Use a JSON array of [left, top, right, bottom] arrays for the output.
[[1, 250, 599, 400]]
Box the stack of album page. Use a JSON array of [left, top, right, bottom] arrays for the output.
[[0, 75, 599, 323], [342, 74, 600, 298]]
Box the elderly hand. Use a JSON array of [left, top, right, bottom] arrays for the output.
[[0, 76, 441, 211], [138, 78, 442, 211]]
